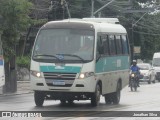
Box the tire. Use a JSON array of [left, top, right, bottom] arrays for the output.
[[148, 76, 151, 84], [60, 100, 66, 104], [152, 75, 156, 83], [34, 91, 45, 107], [134, 85, 137, 91], [152, 79, 155, 83], [91, 84, 101, 106], [112, 82, 121, 104], [134, 81, 137, 91], [104, 94, 112, 104], [130, 80, 133, 91], [68, 100, 74, 105], [130, 86, 133, 91], [148, 81, 151, 84]]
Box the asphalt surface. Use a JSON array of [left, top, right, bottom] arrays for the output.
[[1, 81, 160, 120]]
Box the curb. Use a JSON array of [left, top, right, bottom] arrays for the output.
[[0, 91, 33, 97], [0, 81, 32, 97], [17, 80, 30, 83]]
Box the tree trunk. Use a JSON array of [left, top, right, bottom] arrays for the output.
[[3, 62, 10, 93], [3, 56, 17, 93]]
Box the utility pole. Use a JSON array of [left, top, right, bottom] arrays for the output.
[[131, 12, 147, 60], [61, 0, 64, 19], [94, 0, 115, 15], [61, 0, 71, 18], [91, 0, 94, 17], [98, 12, 101, 18], [91, 0, 115, 17]]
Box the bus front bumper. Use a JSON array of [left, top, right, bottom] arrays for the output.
[[30, 76, 96, 93]]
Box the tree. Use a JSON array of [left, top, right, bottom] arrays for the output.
[[0, 0, 33, 92]]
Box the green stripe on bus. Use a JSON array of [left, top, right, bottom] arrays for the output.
[[96, 56, 129, 73], [40, 66, 81, 73]]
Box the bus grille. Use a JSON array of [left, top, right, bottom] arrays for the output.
[[43, 72, 77, 87]]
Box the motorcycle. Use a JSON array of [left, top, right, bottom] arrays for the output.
[[129, 72, 138, 91]]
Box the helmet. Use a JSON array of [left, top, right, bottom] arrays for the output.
[[133, 60, 137, 63], [132, 60, 137, 65]]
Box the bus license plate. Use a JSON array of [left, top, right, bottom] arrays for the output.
[[53, 80, 65, 85]]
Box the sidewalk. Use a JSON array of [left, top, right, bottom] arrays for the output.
[[17, 81, 32, 94], [0, 81, 32, 96]]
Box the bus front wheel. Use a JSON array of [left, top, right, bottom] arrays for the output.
[[91, 84, 101, 106], [34, 91, 45, 107]]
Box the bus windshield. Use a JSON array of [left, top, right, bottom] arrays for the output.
[[153, 58, 160, 66], [33, 29, 94, 63]]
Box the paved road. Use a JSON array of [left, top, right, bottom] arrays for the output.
[[0, 82, 160, 120]]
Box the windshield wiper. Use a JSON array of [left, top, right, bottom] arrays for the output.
[[33, 54, 60, 61], [56, 54, 85, 62]]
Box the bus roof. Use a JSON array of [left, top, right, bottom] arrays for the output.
[[82, 18, 119, 24], [42, 18, 127, 34]]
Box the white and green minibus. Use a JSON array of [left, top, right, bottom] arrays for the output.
[[30, 18, 130, 106]]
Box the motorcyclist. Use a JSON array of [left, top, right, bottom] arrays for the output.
[[129, 60, 140, 87]]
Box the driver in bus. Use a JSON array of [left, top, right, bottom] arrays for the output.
[[79, 37, 93, 52]]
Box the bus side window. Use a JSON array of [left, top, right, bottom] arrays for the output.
[[115, 35, 122, 55], [121, 35, 129, 54], [101, 35, 109, 55], [109, 35, 116, 55], [97, 35, 104, 54]]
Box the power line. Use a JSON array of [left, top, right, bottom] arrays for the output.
[[136, 23, 160, 31], [133, 30, 160, 36], [93, 0, 115, 15], [69, 4, 91, 10], [30, 7, 50, 11]]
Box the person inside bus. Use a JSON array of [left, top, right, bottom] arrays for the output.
[[79, 37, 93, 52], [129, 60, 140, 87]]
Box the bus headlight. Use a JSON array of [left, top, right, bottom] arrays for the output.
[[30, 70, 43, 78], [79, 72, 94, 79]]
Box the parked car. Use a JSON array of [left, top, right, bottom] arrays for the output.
[[137, 63, 155, 84], [152, 52, 160, 82]]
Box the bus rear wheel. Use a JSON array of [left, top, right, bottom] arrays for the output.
[[60, 100, 66, 105], [91, 84, 101, 106], [104, 94, 112, 104], [112, 82, 121, 104], [34, 91, 45, 107]]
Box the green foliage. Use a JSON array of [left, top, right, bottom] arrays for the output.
[[69, 0, 91, 18], [47, 0, 160, 61], [118, 0, 160, 61], [16, 56, 30, 68], [1, 0, 159, 62], [0, 0, 33, 59], [31, 19, 48, 26]]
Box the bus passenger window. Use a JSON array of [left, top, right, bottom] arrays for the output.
[[97, 35, 104, 54], [102, 35, 109, 55], [109, 35, 116, 55], [121, 35, 129, 54], [115, 35, 122, 55]]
